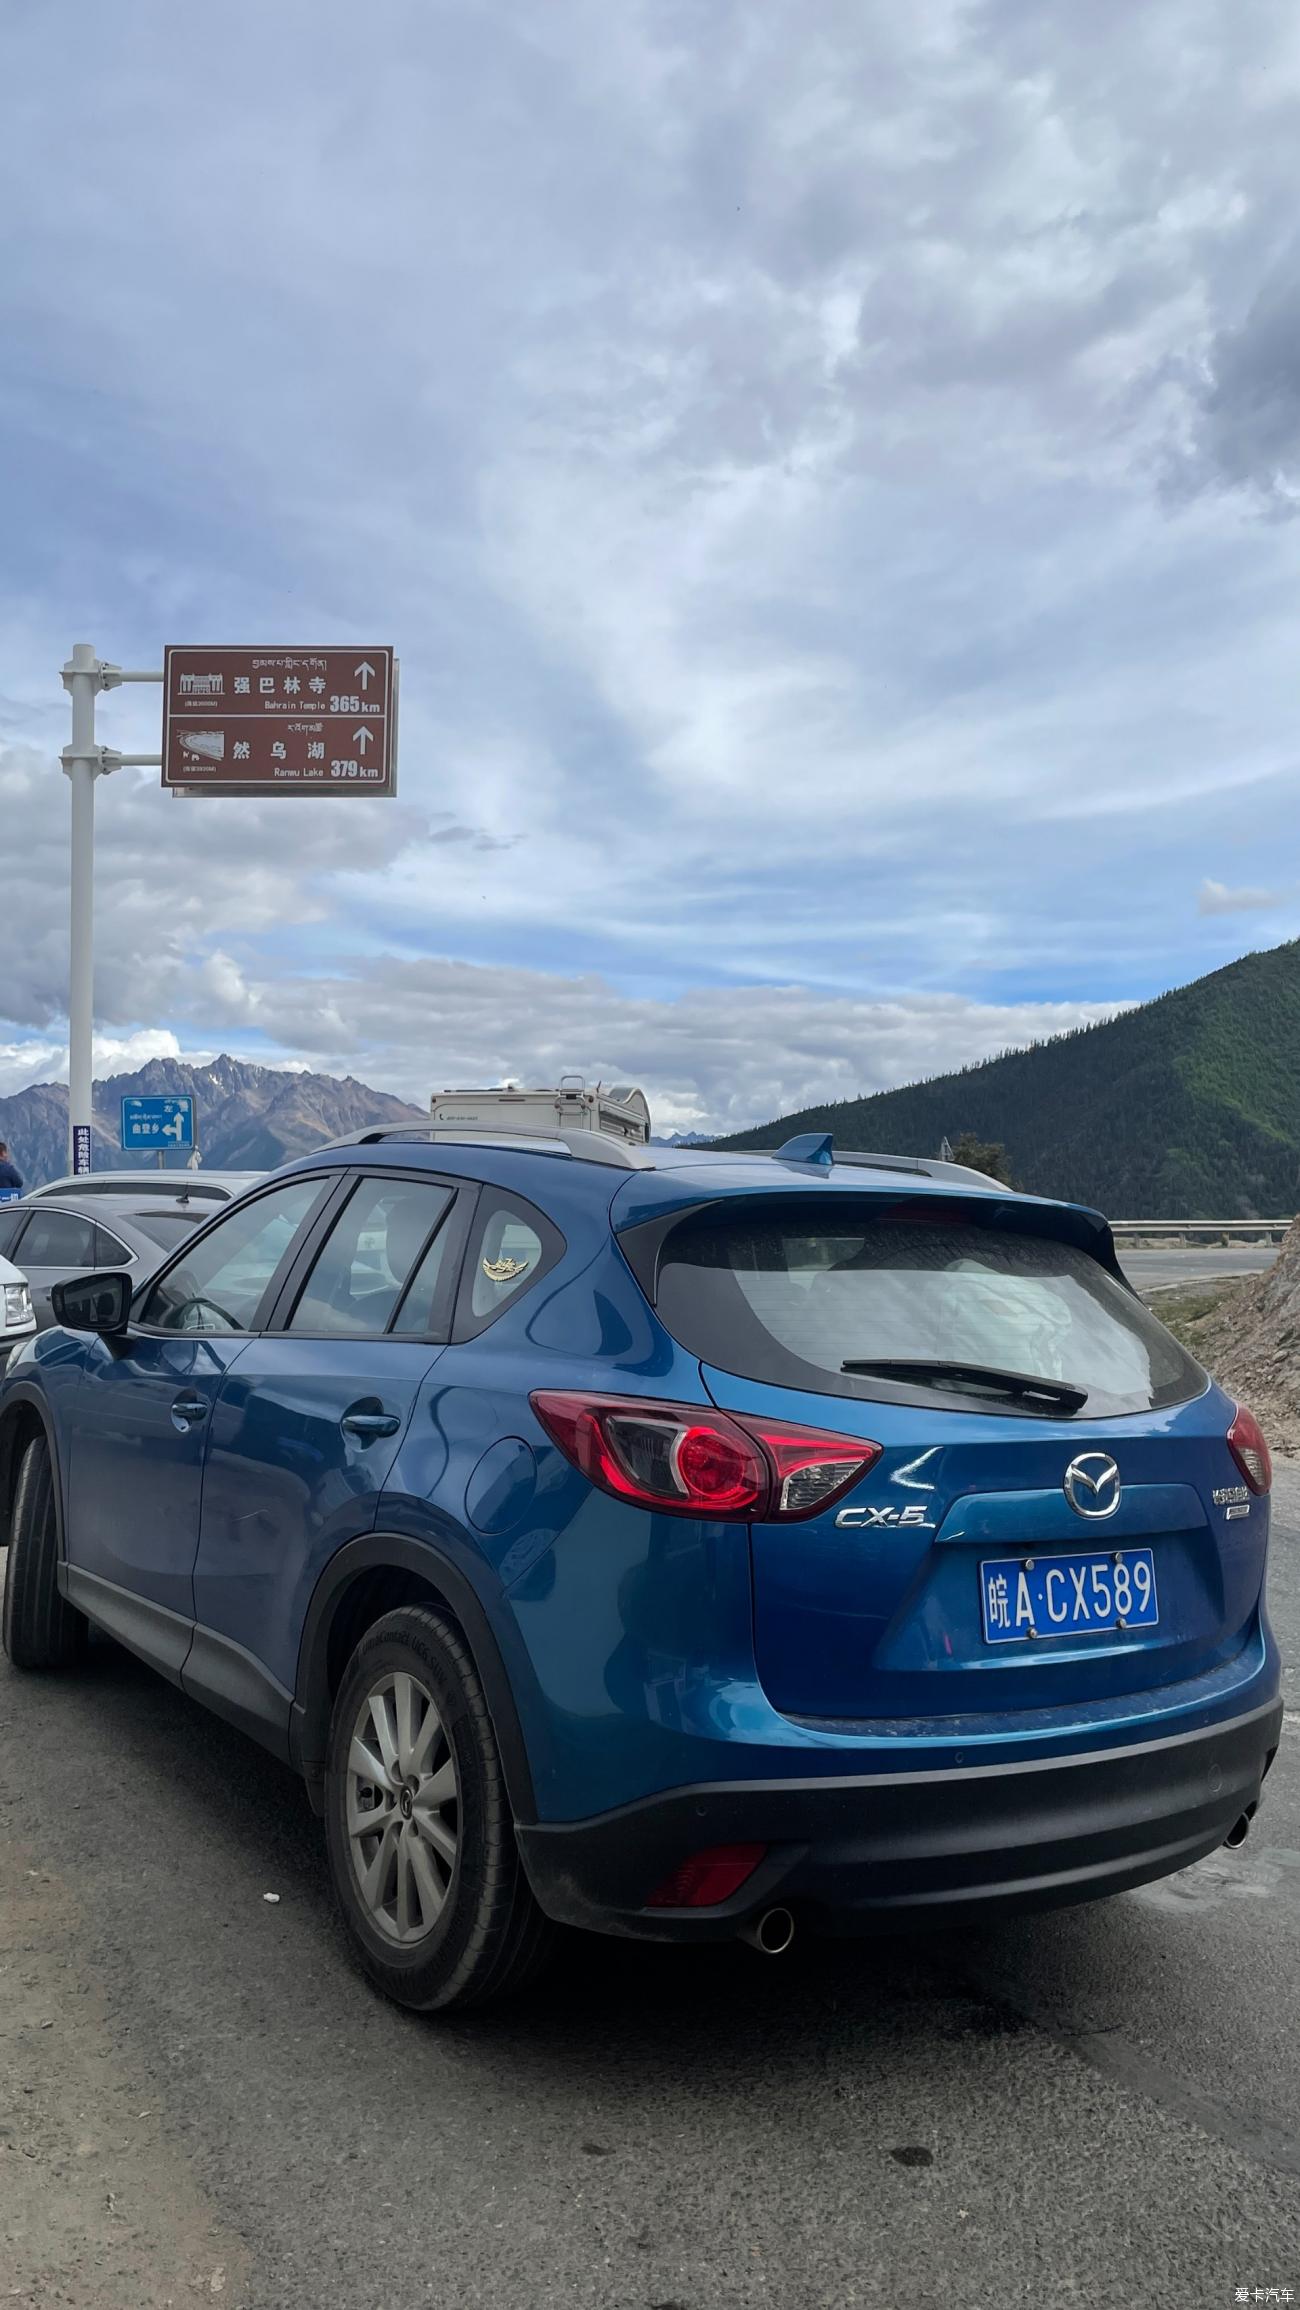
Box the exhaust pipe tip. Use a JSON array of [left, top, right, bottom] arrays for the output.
[[739, 1906, 796, 1956], [1223, 1807, 1255, 1850]]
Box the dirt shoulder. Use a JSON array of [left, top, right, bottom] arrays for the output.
[[1146, 1221, 1300, 1454]]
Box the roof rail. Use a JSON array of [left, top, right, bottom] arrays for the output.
[[319, 1125, 657, 1170], [761, 1140, 1011, 1190], [827, 1149, 933, 1176]]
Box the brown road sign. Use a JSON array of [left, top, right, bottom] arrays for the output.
[[162, 647, 397, 796]]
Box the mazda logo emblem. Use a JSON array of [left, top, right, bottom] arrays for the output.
[[1063, 1452, 1121, 1519]]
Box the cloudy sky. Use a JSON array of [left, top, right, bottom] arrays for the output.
[[2, 0, 1299, 1133]]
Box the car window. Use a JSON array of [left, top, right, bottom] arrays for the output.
[[92, 1225, 132, 1267], [141, 1177, 327, 1333], [14, 1208, 98, 1269], [0, 1210, 27, 1260], [650, 1202, 1203, 1418], [390, 1210, 459, 1335], [288, 1180, 454, 1335], [118, 1208, 207, 1251], [468, 1200, 548, 1322]]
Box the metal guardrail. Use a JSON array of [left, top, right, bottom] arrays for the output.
[[1111, 1219, 1293, 1240]]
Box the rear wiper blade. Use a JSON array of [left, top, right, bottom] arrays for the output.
[[840, 1358, 1088, 1414]]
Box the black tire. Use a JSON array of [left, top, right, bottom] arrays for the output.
[[2, 1433, 85, 1671], [324, 1603, 554, 2013]]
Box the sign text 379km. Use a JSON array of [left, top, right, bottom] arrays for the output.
[[162, 647, 396, 797]]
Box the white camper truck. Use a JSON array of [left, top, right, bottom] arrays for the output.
[[429, 1077, 651, 1148]]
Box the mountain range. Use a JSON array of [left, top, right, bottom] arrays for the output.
[[713, 942, 1300, 1219], [0, 1056, 424, 1187], [6, 940, 1299, 1214]]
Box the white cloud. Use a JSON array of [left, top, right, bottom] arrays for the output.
[[1, 954, 1127, 1135], [0, 1028, 190, 1097], [1197, 879, 1286, 916], [0, 1041, 65, 1098], [1, 0, 1298, 1121], [132, 952, 1125, 1136]]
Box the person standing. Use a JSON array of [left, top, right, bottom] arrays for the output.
[[0, 1141, 24, 1201]]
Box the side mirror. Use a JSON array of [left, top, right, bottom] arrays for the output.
[[50, 1270, 132, 1335]]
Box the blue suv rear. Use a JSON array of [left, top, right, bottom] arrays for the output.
[[0, 1129, 1283, 2010]]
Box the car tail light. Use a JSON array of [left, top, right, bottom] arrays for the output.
[[742, 1417, 879, 1517], [530, 1392, 880, 1521], [1228, 1403, 1272, 1496], [646, 1844, 768, 1908]]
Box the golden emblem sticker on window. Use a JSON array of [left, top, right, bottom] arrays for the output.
[[482, 1255, 528, 1284]]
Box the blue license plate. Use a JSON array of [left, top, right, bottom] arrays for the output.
[[980, 1548, 1158, 1644]]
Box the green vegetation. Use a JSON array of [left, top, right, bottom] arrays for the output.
[[714, 942, 1300, 1218], [1142, 1281, 1241, 1341], [948, 1133, 1012, 1184]]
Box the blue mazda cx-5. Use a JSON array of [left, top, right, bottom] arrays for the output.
[[0, 1126, 1283, 2011]]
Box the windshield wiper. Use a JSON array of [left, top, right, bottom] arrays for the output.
[[840, 1358, 1088, 1414]]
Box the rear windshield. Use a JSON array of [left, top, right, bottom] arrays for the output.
[[122, 1208, 208, 1250], [651, 1206, 1205, 1418]]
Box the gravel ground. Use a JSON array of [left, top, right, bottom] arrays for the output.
[[2, 1482, 1297, 2310]]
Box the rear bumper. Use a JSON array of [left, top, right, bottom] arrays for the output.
[[516, 1697, 1284, 1939]]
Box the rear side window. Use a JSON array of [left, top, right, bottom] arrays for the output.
[[651, 1206, 1204, 1418], [289, 1180, 454, 1335], [92, 1226, 132, 1267], [472, 1209, 543, 1319], [13, 1208, 98, 1268], [459, 1195, 562, 1334], [390, 1217, 458, 1336]]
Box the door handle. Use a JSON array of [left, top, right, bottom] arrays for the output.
[[340, 1407, 402, 1443], [171, 1394, 209, 1430]]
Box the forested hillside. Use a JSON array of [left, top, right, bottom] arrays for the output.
[[716, 944, 1300, 1217]]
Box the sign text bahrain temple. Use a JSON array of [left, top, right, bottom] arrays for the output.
[[162, 648, 397, 796]]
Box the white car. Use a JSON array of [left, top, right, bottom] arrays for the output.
[[0, 1249, 36, 1367]]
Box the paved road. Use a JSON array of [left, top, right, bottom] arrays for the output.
[[3, 1490, 1299, 2310], [1120, 1243, 1279, 1292]]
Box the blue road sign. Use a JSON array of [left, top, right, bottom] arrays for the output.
[[121, 1095, 195, 1153], [72, 1123, 93, 1176]]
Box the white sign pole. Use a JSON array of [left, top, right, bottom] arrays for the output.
[[61, 646, 103, 1175], [60, 648, 163, 1174]]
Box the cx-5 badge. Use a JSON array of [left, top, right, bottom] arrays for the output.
[[836, 1503, 932, 1528]]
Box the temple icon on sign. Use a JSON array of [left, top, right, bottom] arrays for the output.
[[179, 672, 223, 697]]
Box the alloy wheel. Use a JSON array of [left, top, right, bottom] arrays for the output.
[[345, 1670, 460, 1944]]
